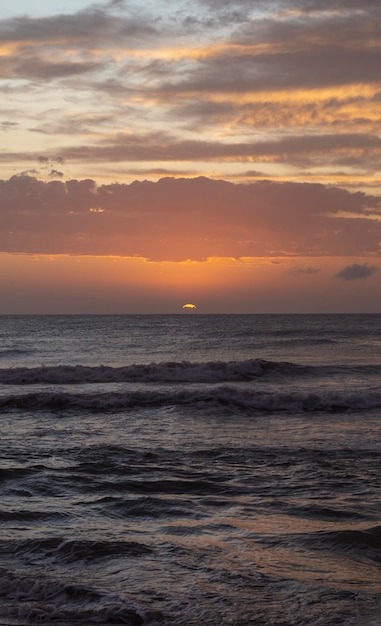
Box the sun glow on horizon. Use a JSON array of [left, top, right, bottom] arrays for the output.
[[0, 251, 379, 314]]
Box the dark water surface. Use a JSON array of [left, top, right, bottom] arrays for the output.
[[0, 314, 381, 625]]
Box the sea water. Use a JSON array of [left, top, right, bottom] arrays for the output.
[[0, 314, 381, 625]]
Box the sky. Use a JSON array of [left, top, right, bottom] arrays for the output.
[[0, 0, 380, 313]]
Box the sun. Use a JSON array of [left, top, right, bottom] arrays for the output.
[[182, 303, 197, 309]]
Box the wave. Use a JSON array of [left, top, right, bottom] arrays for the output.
[[0, 347, 35, 358], [1, 386, 381, 414], [298, 525, 381, 564], [258, 525, 381, 569], [0, 358, 300, 384], [1, 358, 380, 385], [13, 536, 153, 564], [0, 568, 163, 625]]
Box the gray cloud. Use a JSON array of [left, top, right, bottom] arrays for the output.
[[335, 263, 377, 280], [129, 0, 381, 133], [291, 0, 381, 11], [232, 6, 381, 48], [0, 7, 157, 46], [0, 121, 17, 131], [199, 0, 381, 11], [30, 112, 123, 136], [57, 132, 381, 173], [0, 175, 380, 261], [2, 0, 378, 91], [154, 48, 380, 96], [17, 58, 101, 80], [1, 131, 380, 173], [287, 267, 321, 275], [168, 94, 380, 136]]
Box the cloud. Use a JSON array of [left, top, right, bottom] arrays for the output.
[[0, 121, 17, 131], [155, 49, 380, 96], [0, 130, 369, 167], [14, 156, 67, 181], [0, 6, 161, 83], [0, 0, 380, 189], [30, 112, 123, 136], [49, 169, 64, 178], [0, 57, 103, 80], [142, 2, 381, 101], [199, 0, 381, 13], [287, 267, 321, 275], [335, 263, 377, 280], [291, 0, 381, 11], [107, 0, 126, 7], [0, 175, 380, 262], [39, 131, 381, 174], [0, 7, 157, 47]]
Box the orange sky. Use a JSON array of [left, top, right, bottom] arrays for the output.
[[0, 0, 380, 312]]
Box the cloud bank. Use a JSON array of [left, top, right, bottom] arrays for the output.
[[1, 175, 380, 262]]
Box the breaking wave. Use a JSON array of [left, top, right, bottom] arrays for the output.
[[0, 358, 380, 385], [0, 358, 301, 384], [1, 386, 381, 414]]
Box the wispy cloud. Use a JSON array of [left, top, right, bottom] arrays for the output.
[[287, 267, 321, 275]]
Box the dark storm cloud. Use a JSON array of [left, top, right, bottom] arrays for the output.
[[0, 175, 380, 261], [335, 263, 377, 280]]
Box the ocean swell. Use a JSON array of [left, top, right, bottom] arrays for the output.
[[0, 568, 163, 624], [1, 386, 381, 414], [0, 359, 306, 385]]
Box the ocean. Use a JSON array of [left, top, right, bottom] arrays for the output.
[[0, 313, 381, 625]]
